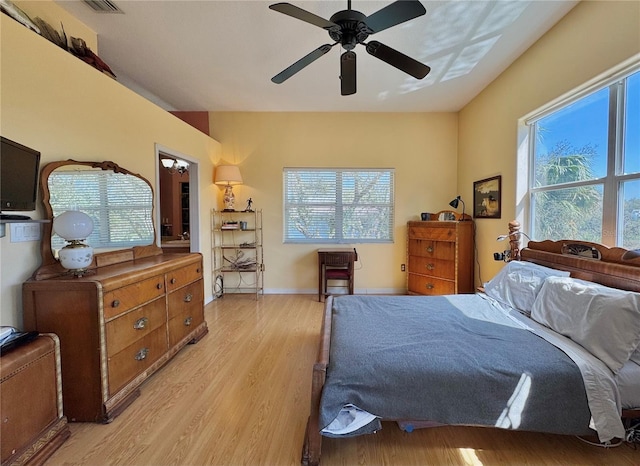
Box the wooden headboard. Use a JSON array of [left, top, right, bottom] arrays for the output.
[[504, 220, 640, 293], [521, 240, 640, 293]]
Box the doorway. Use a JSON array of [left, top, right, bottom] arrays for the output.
[[155, 144, 200, 253]]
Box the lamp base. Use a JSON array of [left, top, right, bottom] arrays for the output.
[[58, 241, 94, 277], [222, 209, 236, 212], [223, 185, 236, 211]]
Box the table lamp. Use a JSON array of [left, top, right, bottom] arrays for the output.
[[214, 165, 243, 211], [53, 210, 94, 276]]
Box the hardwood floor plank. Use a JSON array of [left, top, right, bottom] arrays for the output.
[[44, 295, 640, 465]]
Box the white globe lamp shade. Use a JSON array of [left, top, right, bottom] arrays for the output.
[[53, 210, 94, 276], [53, 211, 94, 240]]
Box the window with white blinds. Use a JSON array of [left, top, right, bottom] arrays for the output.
[[283, 168, 394, 243], [49, 170, 154, 250]]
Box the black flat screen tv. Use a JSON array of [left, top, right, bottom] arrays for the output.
[[1, 136, 41, 212]]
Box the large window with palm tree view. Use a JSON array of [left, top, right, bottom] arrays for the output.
[[283, 168, 394, 243], [528, 67, 639, 249]]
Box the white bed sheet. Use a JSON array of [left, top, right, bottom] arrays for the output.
[[480, 294, 625, 442]]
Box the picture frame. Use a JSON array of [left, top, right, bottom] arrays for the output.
[[473, 175, 501, 219]]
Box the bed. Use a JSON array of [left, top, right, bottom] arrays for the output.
[[301, 235, 640, 465]]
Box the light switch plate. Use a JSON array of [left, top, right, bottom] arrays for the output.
[[10, 223, 42, 242]]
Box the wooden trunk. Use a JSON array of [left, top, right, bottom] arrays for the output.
[[1, 334, 70, 465]]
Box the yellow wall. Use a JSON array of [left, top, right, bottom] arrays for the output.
[[209, 112, 459, 293], [458, 0, 640, 283], [3, 0, 639, 327], [0, 14, 221, 327]]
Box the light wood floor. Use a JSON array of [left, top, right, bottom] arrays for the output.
[[46, 295, 640, 465]]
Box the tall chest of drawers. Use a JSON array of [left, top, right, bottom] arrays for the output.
[[23, 253, 207, 423], [407, 220, 474, 295]]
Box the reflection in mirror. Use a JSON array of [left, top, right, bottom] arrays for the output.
[[33, 160, 159, 281], [48, 166, 154, 254]]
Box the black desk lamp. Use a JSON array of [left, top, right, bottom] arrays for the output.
[[449, 195, 466, 220]]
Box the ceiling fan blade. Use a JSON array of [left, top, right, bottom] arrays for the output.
[[365, 40, 430, 79], [365, 0, 426, 34], [269, 3, 337, 30], [340, 51, 357, 96], [272, 44, 335, 84]]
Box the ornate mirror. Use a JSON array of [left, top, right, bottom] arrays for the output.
[[34, 160, 160, 280]]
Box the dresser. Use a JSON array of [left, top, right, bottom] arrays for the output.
[[407, 219, 474, 295], [22, 252, 207, 423]]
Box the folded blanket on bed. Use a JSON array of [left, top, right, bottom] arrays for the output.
[[319, 295, 593, 438]]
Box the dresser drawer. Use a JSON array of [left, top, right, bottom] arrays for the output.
[[168, 304, 204, 347], [408, 256, 455, 280], [105, 298, 167, 357], [408, 274, 455, 295], [103, 274, 165, 319], [408, 225, 456, 241], [166, 262, 203, 292], [408, 239, 455, 260], [167, 280, 203, 321], [107, 326, 168, 395]]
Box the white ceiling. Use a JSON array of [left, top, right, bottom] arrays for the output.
[[55, 0, 578, 112]]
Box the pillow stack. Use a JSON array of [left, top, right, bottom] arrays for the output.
[[530, 276, 640, 375], [483, 261, 570, 316]]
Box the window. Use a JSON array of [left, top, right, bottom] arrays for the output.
[[283, 168, 394, 243], [527, 67, 640, 249], [49, 170, 154, 250]]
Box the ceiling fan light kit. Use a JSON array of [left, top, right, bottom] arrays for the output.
[[269, 0, 431, 96]]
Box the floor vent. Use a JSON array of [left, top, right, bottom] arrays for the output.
[[83, 0, 123, 13]]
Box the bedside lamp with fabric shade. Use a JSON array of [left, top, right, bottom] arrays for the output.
[[214, 165, 243, 211]]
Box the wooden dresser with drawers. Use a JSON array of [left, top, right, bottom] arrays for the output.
[[22, 252, 207, 423], [407, 218, 474, 295]]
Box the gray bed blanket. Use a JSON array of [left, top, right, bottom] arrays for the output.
[[319, 295, 593, 437]]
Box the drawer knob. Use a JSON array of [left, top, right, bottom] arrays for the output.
[[196, 268, 201, 274], [425, 283, 434, 290], [426, 263, 434, 271], [112, 300, 120, 308], [133, 317, 149, 330], [184, 293, 193, 303], [134, 347, 149, 361], [426, 246, 434, 253], [184, 316, 193, 327], [170, 278, 177, 284], [157, 283, 163, 290]]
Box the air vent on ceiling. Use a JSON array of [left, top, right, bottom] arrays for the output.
[[83, 0, 123, 13]]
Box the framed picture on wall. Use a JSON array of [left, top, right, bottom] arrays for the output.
[[473, 175, 501, 219]]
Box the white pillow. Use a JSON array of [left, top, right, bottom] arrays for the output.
[[483, 261, 570, 315], [531, 276, 640, 374]]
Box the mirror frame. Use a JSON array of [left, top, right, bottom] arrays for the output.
[[33, 159, 161, 280]]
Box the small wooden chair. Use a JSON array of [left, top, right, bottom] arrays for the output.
[[320, 251, 355, 302]]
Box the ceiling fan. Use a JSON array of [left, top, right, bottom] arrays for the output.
[[269, 0, 431, 96]]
